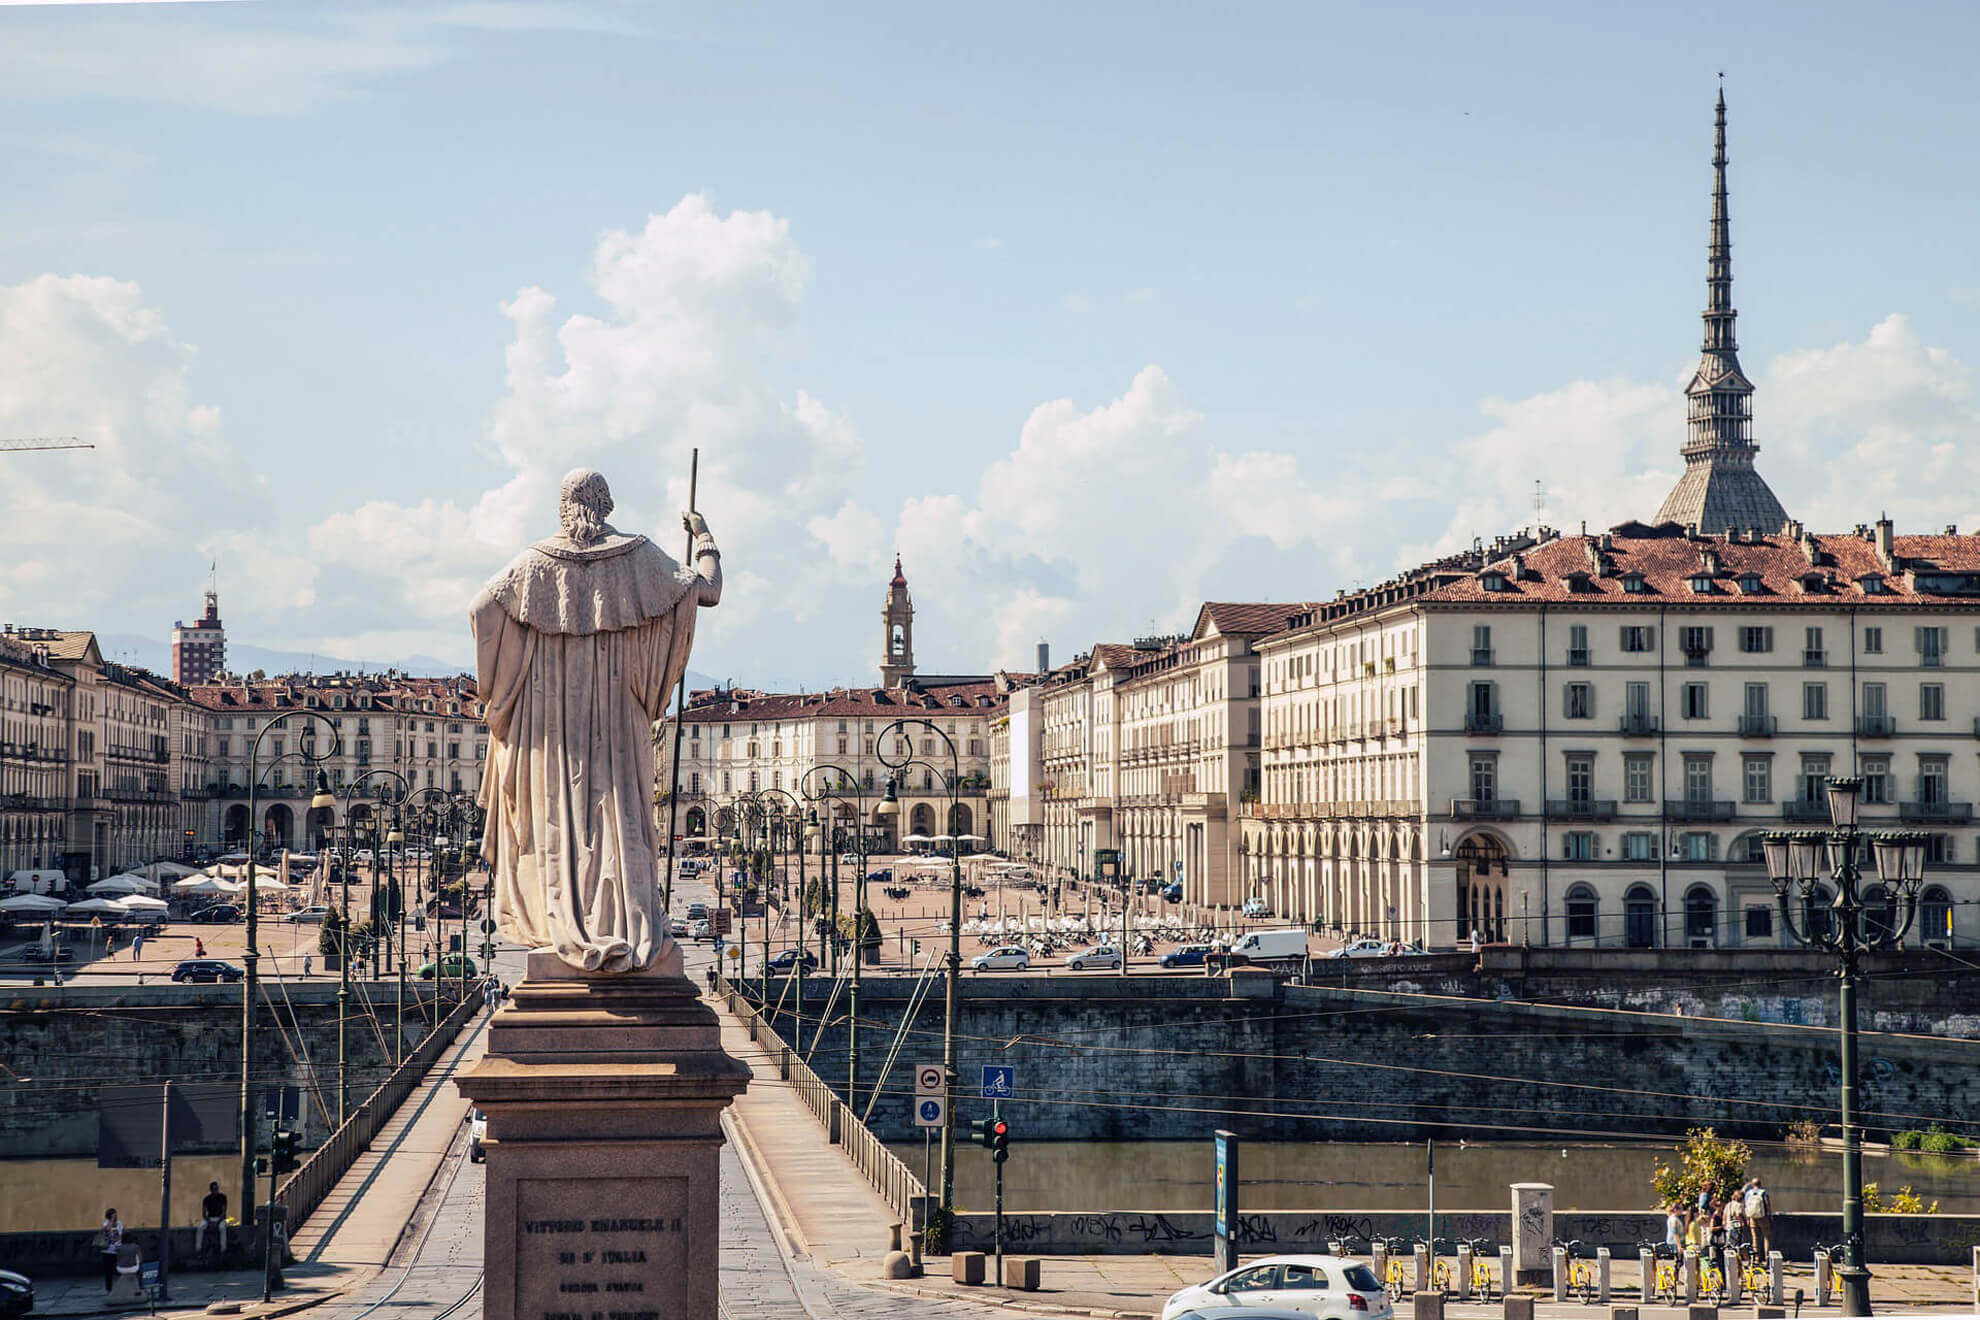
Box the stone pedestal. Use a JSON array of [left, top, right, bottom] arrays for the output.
[[1510, 1182, 1554, 1286], [458, 947, 749, 1320]]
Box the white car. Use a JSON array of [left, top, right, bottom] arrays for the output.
[[1163, 1256, 1392, 1320], [688, 918, 713, 941], [469, 1108, 487, 1162], [284, 905, 331, 924], [971, 946, 1030, 972], [1065, 944, 1121, 971], [1242, 897, 1270, 917], [1330, 938, 1391, 959]]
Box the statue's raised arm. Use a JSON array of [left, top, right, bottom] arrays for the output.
[[471, 468, 720, 973]]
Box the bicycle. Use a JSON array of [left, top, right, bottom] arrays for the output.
[[1419, 1240, 1452, 1294], [1378, 1238, 1409, 1301], [1460, 1238, 1497, 1301], [1555, 1239, 1595, 1303], [1637, 1242, 1683, 1306], [1699, 1257, 1726, 1306], [1738, 1248, 1770, 1302], [1813, 1242, 1849, 1304]]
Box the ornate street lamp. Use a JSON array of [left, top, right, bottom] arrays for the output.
[[1762, 776, 1929, 1317]]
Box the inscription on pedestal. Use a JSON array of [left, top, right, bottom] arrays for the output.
[[517, 1176, 690, 1320]]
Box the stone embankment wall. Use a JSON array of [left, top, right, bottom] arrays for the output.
[[755, 971, 1973, 1144], [0, 980, 442, 1156], [948, 1208, 1980, 1265]]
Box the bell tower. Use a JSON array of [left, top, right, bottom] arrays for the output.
[[880, 554, 915, 687]]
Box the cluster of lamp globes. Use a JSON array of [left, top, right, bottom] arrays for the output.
[[1759, 776, 1931, 949]]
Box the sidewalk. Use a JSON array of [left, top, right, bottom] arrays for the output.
[[29, 1007, 492, 1320]]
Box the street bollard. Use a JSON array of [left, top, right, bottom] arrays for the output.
[[1553, 1246, 1568, 1302], [1814, 1250, 1832, 1306], [1413, 1291, 1446, 1320], [1972, 1246, 1979, 1313], [1683, 1249, 1700, 1305], [1723, 1248, 1741, 1304], [1503, 1296, 1535, 1320], [1609, 1309, 1638, 1320], [1374, 1241, 1389, 1283], [1638, 1247, 1656, 1303], [1415, 1243, 1431, 1294], [1770, 1250, 1784, 1306], [1597, 1246, 1611, 1303], [1458, 1243, 1474, 1301], [1500, 1245, 1514, 1297]]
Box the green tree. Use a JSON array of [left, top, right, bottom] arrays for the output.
[[1651, 1127, 1752, 1211], [319, 907, 346, 959]]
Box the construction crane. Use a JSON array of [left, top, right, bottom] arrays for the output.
[[1, 436, 93, 454]]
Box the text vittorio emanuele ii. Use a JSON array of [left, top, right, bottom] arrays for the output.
[[527, 1217, 682, 1319]]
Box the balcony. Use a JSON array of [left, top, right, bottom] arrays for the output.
[[1781, 799, 1830, 822], [1665, 798, 1736, 821], [1546, 798, 1618, 821], [1901, 800, 1973, 824], [1856, 716, 1896, 737], [1470, 649, 1494, 667], [0, 793, 70, 812], [1451, 797, 1520, 820], [1567, 648, 1591, 667], [1737, 715, 1778, 737], [1804, 650, 1827, 668], [1463, 713, 1503, 735]]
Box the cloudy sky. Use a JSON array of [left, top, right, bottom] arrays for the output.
[[3, 1, 1979, 687]]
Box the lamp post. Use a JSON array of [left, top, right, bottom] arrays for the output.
[[1762, 777, 1930, 1318], [730, 796, 770, 1004], [237, 716, 339, 1238], [875, 718, 963, 1231], [341, 769, 410, 1089], [800, 766, 869, 1104], [751, 785, 806, 1025]]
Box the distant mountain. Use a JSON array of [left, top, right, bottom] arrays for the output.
[[96, 633, 715, 692]]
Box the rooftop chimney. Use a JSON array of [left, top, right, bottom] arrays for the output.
[[1874, 516, 1896, 570]]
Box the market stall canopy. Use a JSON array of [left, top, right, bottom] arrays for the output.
[[173, 876, 238, 895], [89, 874, 158, 895], [0, 893, 68, 913], [147, 861, 198, 879], [64, 897, 131, 917], [120, 895, 169, 912]]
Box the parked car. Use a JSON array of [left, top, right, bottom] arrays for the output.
[[1162, 882, 1183, 903], [1065, 944, 1122, 971], [1162, 1256, 1392, 1320], [685, 903, 709, 922], [284, 905, 330, 924], [970, 946, 1031, 972], [189, 904, 242, 924], [668, 918, 688, 938], [171, 959, 244, 984], [417, 954, 478, 980], [1159, 944, 1213, 969], [1210, 928, 1309, 971], [1329, 938, 1391, 960], [766, 948, 818, 973], [0, 1265, 32, 1317], [469, 1108, 487, 1163], [1241, 897, 1270, 918], [688, 919, 713, 941]]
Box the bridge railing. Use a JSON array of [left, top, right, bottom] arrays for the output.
[[718, 970, 925, 1227], [278, 992, 482, 1229]]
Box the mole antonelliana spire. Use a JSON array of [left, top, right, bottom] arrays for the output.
[[1654, 85, 1790, 535]]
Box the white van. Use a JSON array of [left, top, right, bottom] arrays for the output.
[[1212, 927, 1309, 970]]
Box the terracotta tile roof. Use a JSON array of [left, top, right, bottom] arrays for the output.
[[1195, 601, 1313, 637], [188, 674, 483, 719], [1421, 522, 1980, 608], [676, 682, 1008, 723]]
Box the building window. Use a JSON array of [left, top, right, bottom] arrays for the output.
[[1742, 755, 1772, 804], [1467, 755, 1496, 804], [1567, 624, 1590, 666], [1561, 831, 1597, 861], [1917, 626, 1948, 668], [1566, 886, 1598, 940], [1863, 681, 1888, 720], [1918, 756, 1950, 806], [1743, 683, 1769, 719], [1861, 756, 1891, 804], [1803, 682, 1828, 720], [1739, 626, 1774, 653], [1563, 683, 1593, 719], [1565, 753, 1594, 804], [1680, 626, 1714, 665], [1683, 834, 1718, 864], [1745, 906, 1773, 940], [1682, 683, 1709, 720], [1622, 832, 1656, 862], [1624, 754, 1654, 803], [1620, 626, 1655, 653], [1805, 626, 1826, 667], [1622, 574, 1649, 594], [1471, 626, 1493, 666], [1799, 755, 1831, 804], [1683, 754, 1714, 803], [1921, 683, 1945, 721], [1863, 626, 1882, 654]]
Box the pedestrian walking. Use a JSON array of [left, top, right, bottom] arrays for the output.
[[1722, 1184, 1748, 1252], [194, 939, 206, 958], [1664, 1203, 1683, 1251], [1744, 1177, 1773, 1259], [130, 933, 143, 961], [97, 1208, 122, 1291], [303, 953, 313, 977]]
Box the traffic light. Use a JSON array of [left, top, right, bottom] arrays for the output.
[[271, 1128, 301, 1175], [991, 1117, 1010, 1164], [969, 1118, 992, 1149]]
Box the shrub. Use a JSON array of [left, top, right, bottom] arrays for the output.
[[1652, 1127, 1753, 1211], [1785, 1118, 1824, 1145], [1921, 1130, 1970, 1154], [1893, 1130, 1925, 1151]]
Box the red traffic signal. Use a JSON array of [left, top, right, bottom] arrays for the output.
[[991, 1118, 1010, 1163]]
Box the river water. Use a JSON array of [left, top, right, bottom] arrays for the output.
[[885, 1140, 1980, 1215]]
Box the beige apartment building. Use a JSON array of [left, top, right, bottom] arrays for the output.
[[0, 627, 77, 877], [1246, 518, 1980, 950]]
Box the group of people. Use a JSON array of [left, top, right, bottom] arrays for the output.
[[1664, 1175, 1774, 1259]]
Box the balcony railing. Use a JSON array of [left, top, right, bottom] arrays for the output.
[[1856, 715, 1896, 737], [1471, 649, 1494, 666], [1737, 715, 1778, 737], [1901, 800, 1973, 824], [1804, 650, 1827, 668], [1451, 797, 1520, 820], [1463, 713, 1503, 734], [1567, 648, 1591, 667], [1619, 713, 1659, 736], [1545, 798, 1618, 821], [1665, 798, 1736, 821], [1782, 799, 1830, 822]]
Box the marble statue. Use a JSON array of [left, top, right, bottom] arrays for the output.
[[471, 468, 720, 973]]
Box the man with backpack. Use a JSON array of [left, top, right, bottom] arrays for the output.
[[1744, 1177, 1773, 1259]]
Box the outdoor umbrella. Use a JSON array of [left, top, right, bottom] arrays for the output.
[[148, 861, 198, 879], [120, 894, 169, 911], [64, 897, 132, 917], [0, 893, 68, 914], [173, 876, 237, 895], [88, 875, 155, 896], [901, 833, 933, 844]]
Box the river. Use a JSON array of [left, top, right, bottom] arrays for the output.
[[886, 1139, 1980, 1215]]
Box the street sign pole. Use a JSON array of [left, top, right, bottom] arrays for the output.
[[156, 1080, 172, 1301], [1213, 1129, 1239, 1275], [993, 1097, 1004, 1287]]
